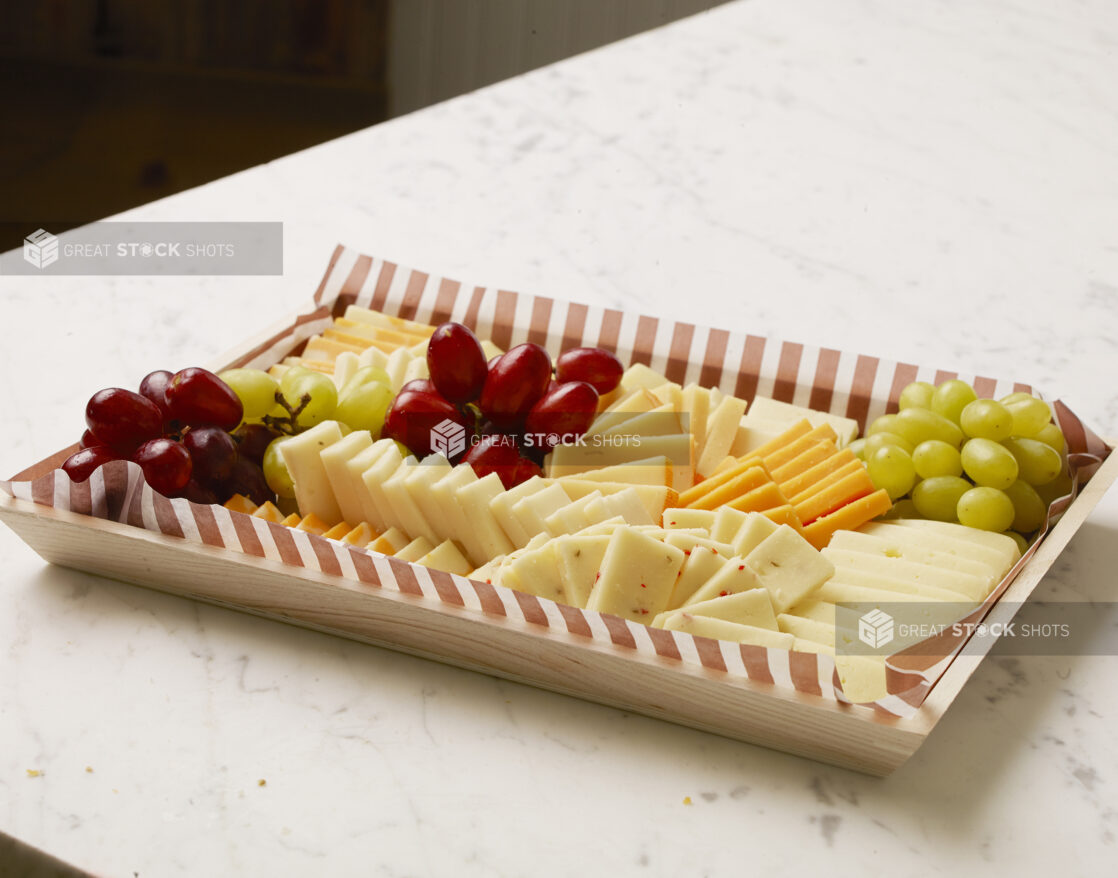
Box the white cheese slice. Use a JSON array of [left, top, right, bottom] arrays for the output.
[[404, 455, 454, 542], [344, 440, 392, 531], [489, 476, 551, 547], [684, 557, 766, 606], [650, 381, 683, 411], [620, 363, 670, 393], [384, 347, 412, 392], [861, 520, 1019, 579], [597, 404, 683, 438], [403, 357, 429, 384], [730, 416, 787, 457], [547, 435, 694, 492], [776, 613, 835, 646], [787, 597, 837, 624], [544, 491, 602, 536], [836, 655, 888, 703], [512, 483, 572, 541], [550, 456, 671, 487], [570, 516, 628, 536], [427, 465, 485, 565], [662, 531, 735, 558], [320, 430, 374, 527], [743, 525, 835, 613], [660, 613, 794, 650], [456, 472, 515, 562], [728, 512, 780, 558], [332, 351, 360, 389], [278, 420, 346, 525], [585, 527, 685, 623], [500, 541, 566, 604], [697, 395, 748, 479], [357, 345, 389, 370], [370, 526, 409, 555], [555, 479, 676, 522], [381, 457, 438, 543], [657, 588, 778, 631], [416, 540, 472, 576], [665, 545, 728, 609], [555, 534, 611, 608], [828, 529, 995, 585], [681, 383, 711, 452], [597, 488, 655, 525], [746, 397, 860, 448], [361, 443, 406, 534], [660, 508, 715, 533], [395, 536, 434, 562], [821, 547, 988, 602], [710, 506, 751, 544]]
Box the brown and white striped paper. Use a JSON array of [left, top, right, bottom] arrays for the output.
[[3, 245, 1111, 718]]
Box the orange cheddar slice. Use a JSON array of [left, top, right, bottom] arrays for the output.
[[802, 489, 892, 550], [726, 480, 788, 513], [294, 513, 331, 536], [322, 521, 356, 541], [748, 419, 813, 460], [780, 449, 860, 500], [687, 465, 770, 510], [280, 513, 302, 528], [761, 423, 839, 470], [676, 455, 763, 506], [251, 502, 286, 524], [323, 328, 400, 354], [793, 469, 874, 525], [760, 504, 804, 531], [302, 336, 367, 360], [332, 318, 430, 347], [224, 494, 259, 516], [787, 458, 866, 506], [770, 440, 838, 484]]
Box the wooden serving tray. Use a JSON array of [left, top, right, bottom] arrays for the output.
[[3, 247, 1114, 775]]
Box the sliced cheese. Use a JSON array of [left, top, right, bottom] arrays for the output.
[[429, 465, 488, 566], [512, 483, 573, 541], [776, 613, 836, 646], [681, 383, 711, 453], [555, 535, 611, 608], [884, 520, 1021, 575], [320, 430, 375, 527], [360, 442, 406, 535], [456, 472, 515, 561], [801, 489, 892, 550], [344, 440, 392, 531], [828, 529, 995, 585], [686, 465, 770, 511], [746, 397, 859, 447], [684, 557, 765, 606], [661, 508, 716, 533], [403, 454, 454, 542], [490, 476, 552, 547], [416, 540, 472, 576], [500, 541, 566, 604], [728, 512, 780, 558], [743, 524, 834, 613], [697, 395, 748, 478], [665, 545, 728, 609], [585, 527, 685, 623], [381, 458, 438, 543], [822, 546, 988, 601], [551, 456, 671, 487], [369, 526, 409, 554], [658, 588, 778, 631], [557, 478, 676, 522], [793, 468, 874, 525], [278, 420, 346, 525], [620, 363, 670, 393], [395, 536, 434, 562], [660, 613, 794, 650]]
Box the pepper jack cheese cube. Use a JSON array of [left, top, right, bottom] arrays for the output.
[[656, 587, 778, 631], [660, 613, 794, 650], [278, 420, 346, 525], [586, 527, 685, 623], [743, 524, 835, 613]]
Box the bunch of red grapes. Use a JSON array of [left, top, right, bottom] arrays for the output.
[[62, 367, 274, 505], [384, 322, 624, 488]]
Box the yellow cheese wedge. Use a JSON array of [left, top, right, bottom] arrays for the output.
[[619, 363, 671, 393], [321, 521, 355, 541], [278, 420, 346, 525], [251, 501, 285, 524], [416, 540, 472, 576], [746, 397, 859, 448], [320, 430, 375, 528], [395, 536, 435, 562], [303, 336, 367, 362], [370, 526, 409, 555], [759, 505, 804, 531], [280, 513, 302, 528], [801, 489, 892, 550], [748, 419, 813, 460], [332, 318, 430, 347], [676, 455, 763, 507], [342, 305, 435, 337], [224, 494, 259, 515], [697, 396, 748, 478], [681, 383, 711, 452], [340, 522, 377, 547], [556, 456, 672, 488]]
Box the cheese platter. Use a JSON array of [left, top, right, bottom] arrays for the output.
[[1, 244, 1113, 775]]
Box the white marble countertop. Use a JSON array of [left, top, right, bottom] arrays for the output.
[[3, 0, 1117, 874]]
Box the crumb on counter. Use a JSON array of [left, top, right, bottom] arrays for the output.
[[85, 766, 94, 773], [258, 779, 267, 787], [26, 769, 42, 778], [682, 796, 692, 805]]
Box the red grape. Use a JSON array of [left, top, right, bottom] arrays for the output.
[[555, 347, 623, 394], [61, 446, 118, 482], [224, 457, 272, 506], [462, 433, 522, 488], [182, 478, 219, 505], [524, 381, 599, 449], [232, 422, 279, 466], [138, 369, 174, 422], [85, 388, 164, 454], [427, 322, 488, 403], [79, 428, 104, 450], [132, 438, 193, 497], [183, 426, 238, 487], [383, 388, 470, 458], [479, 343, 552, 428], [165, 367, 243, 430], [399, 378, 437, 395]]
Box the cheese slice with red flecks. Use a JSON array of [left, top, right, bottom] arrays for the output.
[[586, 527, 685, 623]]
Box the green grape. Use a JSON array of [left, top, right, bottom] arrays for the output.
[[931, 379, 978, 424], [998, 391, 1033, 406], [864, 432, 915, 457], [959, 399, 1013, 441], [893, 407, 964, 448], [262, 437, 295, 498], [1004, 480, 1046, 533], [912, 439, 963, 478], [1003, 395, 1052, 437], [219, 368, 280, 421], [1001, 437, 1062, 486], [881, 498, 921, 520], [1004, 531, 1030, 554], [911, 476, 971, 522], [279, 366, 338, 428], [336, 381, 393, 435], [960, 438, 1018, 489], [1033, 422, 1066, 454], [867, 414, 904, 437], [1037, 472, 1074, 507], [957, 486, 1015, 532], [848, 438, 867, 460], [898, 381, 935, 411], [866, 445, 917, 500], [341, 365, 392, 396]]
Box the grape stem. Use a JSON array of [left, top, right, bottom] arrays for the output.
[[262, 391, 312, 435]]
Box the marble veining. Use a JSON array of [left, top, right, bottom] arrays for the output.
[[1, 0, 1117, 875]]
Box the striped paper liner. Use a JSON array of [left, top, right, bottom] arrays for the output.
[[3, 245, 1111, 719]]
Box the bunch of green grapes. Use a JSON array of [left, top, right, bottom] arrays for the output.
[[218, 365, 394, 499], [850, 379, 1068, 545]]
